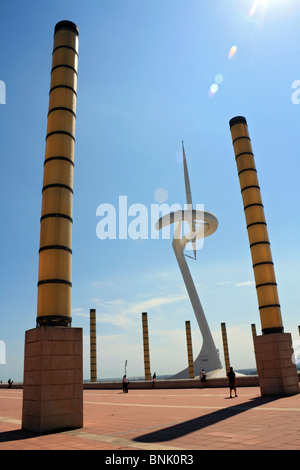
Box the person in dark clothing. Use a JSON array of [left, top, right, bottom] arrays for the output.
[[122, 375, 129, 393], [227, 367, 237, 398], [152, 372, 156, 388], [200, 369, 207, 383]]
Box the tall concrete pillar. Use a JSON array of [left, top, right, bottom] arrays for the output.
[[230, 117, 283, 333], [185, 321, 195, 378], [230, 116, 299, 396], [221, 323, 230, 373], [90, 309, 97, 382], [142, 312, 151, 380], [22, 21, 83, 432], [37, 20, 79, 327]]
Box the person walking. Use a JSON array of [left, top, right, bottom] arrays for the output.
[[200, 369, 207, 384], [122, 375, 129, 393], [227, 367, 237, 398], [152, 372, 156, 388]]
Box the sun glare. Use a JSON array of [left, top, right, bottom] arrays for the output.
[[208, 0, 288, 101]]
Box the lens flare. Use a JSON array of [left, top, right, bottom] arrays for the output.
[[208, 83, 219, 98], [215, 73, 224, 84], [249, 0, 260, 16], [210, 84, 218, 93], [228, 45, 237, 59], [249, 0, 270, 17], [154, 188, 168, 203]]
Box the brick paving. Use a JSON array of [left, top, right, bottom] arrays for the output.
[[0, 386, 299, 450]]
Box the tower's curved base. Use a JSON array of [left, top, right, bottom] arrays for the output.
[[171, 347, 222, 379]]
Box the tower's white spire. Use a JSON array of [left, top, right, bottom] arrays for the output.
[[182, 141, 197, 261]]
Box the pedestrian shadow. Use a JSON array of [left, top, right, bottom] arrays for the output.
[[134, 395, 282, 443]]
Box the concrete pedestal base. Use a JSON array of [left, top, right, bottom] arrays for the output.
[[254, 333, 299, 396], [22, 326, 83, 433]]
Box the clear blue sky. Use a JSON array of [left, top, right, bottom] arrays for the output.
[[0, 0, 299, 381]]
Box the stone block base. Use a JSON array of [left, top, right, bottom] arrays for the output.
[[254, 332, 299, 396], [22, 326, 83, 433]]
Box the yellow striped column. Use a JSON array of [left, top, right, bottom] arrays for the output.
[[37, 21, 79, 326], [229, 116, 283, 335], [185, 321, 195, 379], [142, 312, 151, 380], [221, 322, 230, 373], [90, 309, 97, 382]]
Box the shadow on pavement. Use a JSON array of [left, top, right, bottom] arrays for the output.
[[0, 429, 40, 443], [0, 427, 76, 443], [134, 395, 282, 443]]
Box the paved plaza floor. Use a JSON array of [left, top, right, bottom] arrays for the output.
[[0, 386, 299, 451]]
